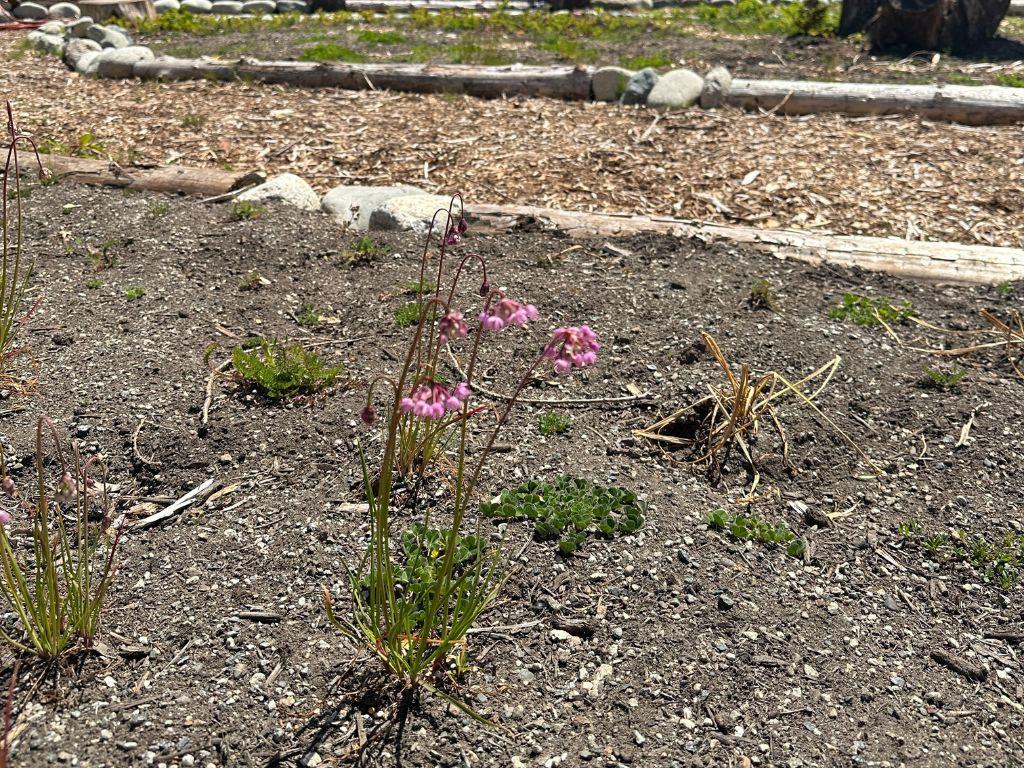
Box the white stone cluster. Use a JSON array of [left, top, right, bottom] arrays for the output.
[[591, 64, 733, 110]]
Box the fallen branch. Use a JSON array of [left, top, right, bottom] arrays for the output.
[[37, 155, 265, 197], [132, 479, 218, 531]]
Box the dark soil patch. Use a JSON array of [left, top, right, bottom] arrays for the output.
[[136, 10, 1024, 87], [4, 183, 1024, 767]]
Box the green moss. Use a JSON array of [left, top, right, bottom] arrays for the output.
[[299, 42, 367, 62]]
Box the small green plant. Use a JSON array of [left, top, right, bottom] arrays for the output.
[[707, 508, 804, 558], [394, 301, 421, 329], [920, 366, 967, 390], [146, 199, 170, 216], [829, 292, 915, 326], [790, 0, 830, 36], [619, 52, 672, 70], [358, 29, 406, 44], [537, 411, 572, 435], [239, 270, 269, 291], [0, 417, 123, 659], [995, 73, 1024, 88], [898, 522, 1024, 589], [85, 278, 102, 290], [402, 279, 437, 296], [749, 278, 781, 312], [299, 42, 367, 62], [343, 234, 388, 266], [297, 303, 321, 328], [231, 337, 343, 399], [1, 103, 40, 381], [996, 280, 1014, 298], [124, 286, 145, 302], [230, 200, 266, 221], [180, 113, 208, 129], [35, 137, 68, 155], [72, 132, 105, 159], [480, 477, 646, 554], [897, 518, 922, 538], [86, 238, 118, 272]]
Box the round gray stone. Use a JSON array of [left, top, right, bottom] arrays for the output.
[[368, 194, 458, 235], [241, 0, 274, 11], [620, 67, 659, 106], [84, 23, 107, 42], [274, 0, 308, 11], [591, 66, 634, 102], [211, 0, 242, 11], [47, 2, 81, 19], [646, 68, 703, 111], [322, 184, 425, 231], [70, 16, 94, 36], [99, 28, 131, 48], [236, 173, 320, 211], [154, 0, 180, 10], [37, 20, 67, 35], [76, 49, 101, 75], [27, 30, 65, 56], [180, 0, 213, 12], [12, 2, 48, 18], [699, 65, 733, 109], [94, 45, 154, 78]]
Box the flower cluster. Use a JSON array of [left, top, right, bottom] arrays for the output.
[[400, 381, 471, 420], [479, 297, 538, 332], [544, 325, 600, 375], [438, 311, 468, 347]]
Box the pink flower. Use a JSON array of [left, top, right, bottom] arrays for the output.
[[438, 311, 468, 346], [1, 476, 13, 498], [0, 510, 10, 526], [56, 471, 76, 505], [359, 404, 378, 426], [544, 325, 600, 375], [444, 218, 467, 247], [479, 297, 538, 332], [400, 381, 471, 420]]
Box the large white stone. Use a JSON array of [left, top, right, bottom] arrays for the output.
[[12, 2, 48, 19], [321, 185, 424, 231], [699, 65, 733, 109], [236, 173, 320, 211], [94, 45, 154, 78], [646, 68, 703, 111], [76, 49, 101, 75], [241, 0, 274, 11], [37, 20, 67, 35], [180, 0, 213, 12], [210, 0, 243, 12], [154, 0, 180, 11], [27, 30, 65, 56], [591, 66, 633, 102], [70, 16, 94, 36], [368, 194, 458, 235], [48, 2, 81, 19]]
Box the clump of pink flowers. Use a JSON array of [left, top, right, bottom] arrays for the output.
[[437, 311, 468, 346], [400, 381, 471, 420], [544, 325, 601, 375], [479, 296, 538, 332]]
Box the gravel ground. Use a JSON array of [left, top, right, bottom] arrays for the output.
[[3, 183, 1023, 767]]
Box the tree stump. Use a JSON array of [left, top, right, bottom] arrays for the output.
[[77, 0, 156, 20], [839, 0, 1010, 52]]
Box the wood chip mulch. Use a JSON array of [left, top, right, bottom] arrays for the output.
[[4, 36, 1024, 247]]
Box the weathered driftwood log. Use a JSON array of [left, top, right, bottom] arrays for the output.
[[465, 203, 1024, 285], [78, 0, 157, 20], [839, 0, 1009, 52], [724, 78, 1024, 125], [130, 58, 595, 100], [38, 155, 264, 197]]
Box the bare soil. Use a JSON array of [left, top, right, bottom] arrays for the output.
[[4, 183, 1024, 767]]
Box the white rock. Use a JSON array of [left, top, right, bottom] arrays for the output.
[[154, 0, 180, 10], [12, 2, 48, 19], [700, 65, 733, 109], [37, 20, 67, 35], [236, 173, 319, 211], [210, 0, 243, 11], [84, 23, 107, 42], [275, 0, 308, 11], [646, 67, 703, 111], [94, 45, 154, 78], [100, 27, 131, 48], [75, 49, 101, 75], [241, 0, 274, 11], [591, 66, 633, 102], [70, 16, 93, 36], [180, 0, 213, 12], [368, 194, 461, 235], [27, 31, 65, 56], [321, 184, 424, 231], [48, 2, 81, 19]]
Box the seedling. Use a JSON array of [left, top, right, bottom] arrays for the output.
[[480, 477, 645, 554], [230, 200, 265, 221], [343, 235, 387, 266], [297, 303, 321, 328], [394, 301, 421, 329], [124, 286, 145, 302], [72, 132, 105, 159], [707, 508, 804, 558], [920, 366, 966, 390], [180, 113, 208, 129], [146, 199, 170, 216], [403, 279, 437, 296], [86, 238, 118, 272], [996, 280, 1014, 298], [829, 292, 915, 327], [230, 337, 342, 399], [239, 270, 270, 291], [898, 522, 1024, 589], [85, 278, 102, 290], [537, 411, 572, 435], [749, 278, 781, 312]]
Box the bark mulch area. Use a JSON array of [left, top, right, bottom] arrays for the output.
[[3, 36, 1024, 248], [4, 183, 1024, 767]]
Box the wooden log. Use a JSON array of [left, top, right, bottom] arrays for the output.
[[38, 155, 265, 197], [725, 78, 1024, 125], [464, 202, 1024, 285], [78, 0, 157, 19], [131, 57, 595, 100]]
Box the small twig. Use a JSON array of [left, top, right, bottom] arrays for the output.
[[202, 359, 233, 426], [132, 417, 159, 467], [197, 183, 259, 204]]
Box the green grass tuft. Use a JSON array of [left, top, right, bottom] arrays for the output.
[[537, 411, 572, 435], [299, 42, 367, 62], [231, 337, 343, 399], [829, 292, 915, 327], [394, 302, 421, 329]]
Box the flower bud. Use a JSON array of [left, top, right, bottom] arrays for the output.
[[1, 476, 14, 497], [359, 405, 378, 426], [478, 279, 490, 298], [56, 471, 76, 505], [0, 510, 10, 526]]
